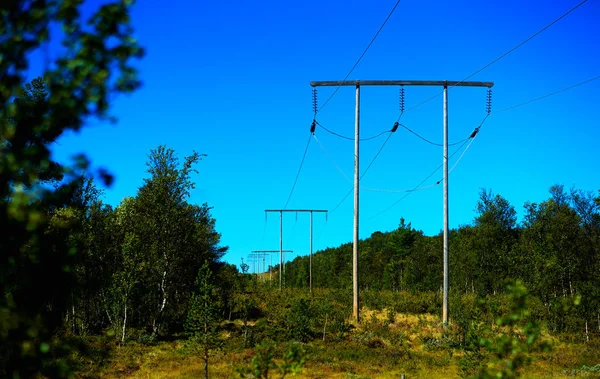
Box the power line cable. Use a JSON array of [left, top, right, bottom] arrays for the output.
[[329, 129, 395, 214], [400, 123, 471, 147], [367, 70, 597, 219], [405, 0, 588, 113], [313, 133, 353, 184], [320, 122, 482, 197], [315, 120, 399, 242], [283, 133, 312, 209], [369, 115, 490, 219], [367, 139, 471, 219], [316, 121, 391, 141], [317, 0, 403, 113], [495, 74, 600, 113], [448, 131, 479, 174]]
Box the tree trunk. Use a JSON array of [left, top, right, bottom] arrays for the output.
[[122, 297, 128, 344], [243, 316, 248, 348], [323, 314, 328, 341], [154, 265, 168, 334], [204, 347, 209, 379], [585, 319, 589, 342], [72, 291, 76, 335]]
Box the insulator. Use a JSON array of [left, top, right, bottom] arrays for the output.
[[486, 88, 492, 115], [399, 87, 405, 114], [310, 120, 316, 134], [391, 121, 399, 133], [312, 87, 318, 115]]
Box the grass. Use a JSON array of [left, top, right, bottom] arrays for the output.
[[72, 310, 600, 378]]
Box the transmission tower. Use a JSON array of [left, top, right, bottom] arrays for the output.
[[310, 79, 493, 323], [265, 209, 328, 291]]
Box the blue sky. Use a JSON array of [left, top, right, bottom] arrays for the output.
[[49, 0, 599, 270]]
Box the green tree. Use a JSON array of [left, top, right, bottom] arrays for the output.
[[133, 145, 226, 334], [186, 262, 223, 379], [519, 185, 583, 332], [472, 189, 519, 295], [237, 341, 306, 379], [1, 0, 143, 377]]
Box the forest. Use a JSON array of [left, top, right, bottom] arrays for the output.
[[2, 1, 600, 378]]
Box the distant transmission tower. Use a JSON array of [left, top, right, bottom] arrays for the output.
[[265, 209, 327, 291]]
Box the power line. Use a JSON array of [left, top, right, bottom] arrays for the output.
[[317, 120, 484, 197], [400, 123, 471, 147], [316, 121, 390, 141], [314, 123, 398, 242], [329, 129, 395, 214], [327, 73, 598, 210], [368, 115, 490, 220], [283, 133, 312, 209], [367, 139, 470, 219], [316, 0, 403, 113], [366, 70, 598, 217], [313, 133, 353, 183], [316, 124, 418, 195], [405, 0, 588, 113], [495, 74, 600, 113]]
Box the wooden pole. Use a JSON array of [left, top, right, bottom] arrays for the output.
[[353, 83, 360, 323], [310, 211, 313, 292], [443, 85, 449, 324]]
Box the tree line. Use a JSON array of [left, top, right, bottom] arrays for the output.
[[283, 186, 600, 334]]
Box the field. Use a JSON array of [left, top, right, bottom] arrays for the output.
[[73, 309, 600, 379]]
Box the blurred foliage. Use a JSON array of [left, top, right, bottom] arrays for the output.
[[236, 340, 306, 379], [1, 0, 143, 377]]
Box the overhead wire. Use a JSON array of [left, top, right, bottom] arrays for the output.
[[367, 138, 471, 220], [305, 0, 591, 247], [495, 74, 600, 113], [368, 115, 490, 219], [317, 121, 482, 196], [316, 121, 390, 141], [404, 0, 588, 113], [312, 133, 353, 184], [329, 130, 395, 214], [317, 0, 403, 114], [314, 116, 400, 242], [282, 133, 312, 209], [367, 69, 598, 219], [400, 123, 471, 147]]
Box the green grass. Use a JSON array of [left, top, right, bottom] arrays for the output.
[[71, 310, 600, 378]]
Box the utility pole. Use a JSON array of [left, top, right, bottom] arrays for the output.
[[353, 83, 360, 321], [310, 80, 493, 324], [443, 85, 449, 324], [265, 209, 327, 291], [251, 250, 293, 284]]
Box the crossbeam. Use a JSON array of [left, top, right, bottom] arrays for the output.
[[311, 80, 494, 87]]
